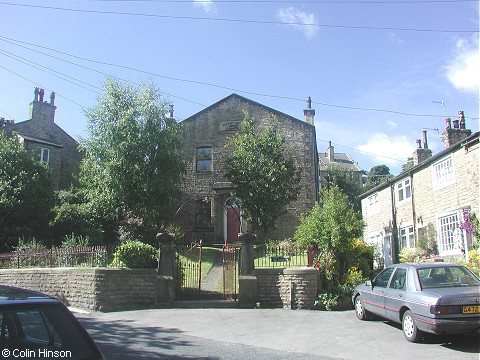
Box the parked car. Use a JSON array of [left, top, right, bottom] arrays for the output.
[[352, 262, 480, 342], [0, 285, 105, 359]]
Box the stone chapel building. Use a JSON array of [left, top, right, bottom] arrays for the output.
[[173, 94, 319, 244]]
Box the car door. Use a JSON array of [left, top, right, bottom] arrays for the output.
[[366, 267, 395, 317], [383, 267, 407, 322]]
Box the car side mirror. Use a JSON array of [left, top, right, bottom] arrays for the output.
[[366, 280, 373, 289]]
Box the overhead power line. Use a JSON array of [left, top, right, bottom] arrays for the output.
[[81, 0, 479, 4], [1, 35, 477, 120], [0, 1, 477, 33]]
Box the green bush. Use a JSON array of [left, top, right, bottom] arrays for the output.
[[110, 240, 158, 268], [61, 233, 90, 248]]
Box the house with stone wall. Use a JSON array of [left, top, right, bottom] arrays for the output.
[[360, 111, 479, 268], [319, 141, 364, 189], [0, 88, 82, 190], [173, 93, 319, 244]]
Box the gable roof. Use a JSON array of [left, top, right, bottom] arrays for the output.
[[359, 131, 480, 199], [319, 152, 363, 172], [181, 93, 315, 129], [2, 119, 78, 146]]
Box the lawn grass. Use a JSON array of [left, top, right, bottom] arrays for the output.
[[176, 246, 222, 285]]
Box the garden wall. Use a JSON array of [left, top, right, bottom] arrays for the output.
[[0, 268, 157, 312], [256, 267, 318, 309], [0, 267, 330, 311]]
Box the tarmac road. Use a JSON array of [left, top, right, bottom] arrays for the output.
[[76, 308, 480, 360]]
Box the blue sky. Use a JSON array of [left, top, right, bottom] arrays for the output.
[[0, 0, 478, 175]]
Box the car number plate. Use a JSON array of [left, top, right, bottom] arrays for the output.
[[462, 305, 480, 314]]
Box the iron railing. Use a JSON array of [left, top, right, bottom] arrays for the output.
[[254, 244, 312, 268], [0, 246, 114, 269]]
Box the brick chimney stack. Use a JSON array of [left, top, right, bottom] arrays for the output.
[[29, 87, 57, 125], [303, 96, 315, 126], [413, 130, 432, 166], [441, 111, 471, 149], [0, 117, 15, 128]]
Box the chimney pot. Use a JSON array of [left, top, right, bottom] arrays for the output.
[[34, 87, 39, 101], [416, 139, 421, 149], [458, 110, 466, 129], [422, 130, 428, 149], [39, 89, 44, 102], [453, 119, 459, 129], [50, 92, 55, 105], [445, 117, 451, 129]]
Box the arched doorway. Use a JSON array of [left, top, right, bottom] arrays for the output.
[[224, 198, 242, 244]]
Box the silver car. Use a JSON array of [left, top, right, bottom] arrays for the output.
[[352, 262, 480, 342]]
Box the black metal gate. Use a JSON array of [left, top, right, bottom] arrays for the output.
[[175, 241, 238, 301], [175, 240, 203, 300]]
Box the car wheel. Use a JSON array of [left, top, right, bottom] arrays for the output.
[[354, 295, 370, 320], [402, 310, 422, 342]]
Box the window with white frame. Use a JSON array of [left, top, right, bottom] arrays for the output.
[[396, 178, 411, 202], [437, 211, 462, 255], [432, 155, 455, 190], [35, 146, 50, 164], [399, 226, 415, 251], [366, 193, 379, 216], [196, 147, 212, 173]]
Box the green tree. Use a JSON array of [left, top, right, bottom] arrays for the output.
[[0, 132, 54, 251], [363, 164, 393, 192], [294, 185, 364, 280], [79, 78, 185, 241], [225, 112, 301, 238], [322, 165, 363, 211]]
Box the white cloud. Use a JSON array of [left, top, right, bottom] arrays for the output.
[[193, 0, 217, 15], [357, 132, 412, 167], [386, 120, 398, 129], [389, 33, 406, 46], [276, 7, 319, 39], [446, 38, 480, 94]]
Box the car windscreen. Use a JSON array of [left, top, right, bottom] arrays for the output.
[[417, 265, 480, 289], [1, 303, 102, 360]]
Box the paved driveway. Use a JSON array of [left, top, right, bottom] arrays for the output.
[[76, 308, 479, 360]]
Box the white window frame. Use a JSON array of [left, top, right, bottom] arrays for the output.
[[432, 155, 455, 190], [196, 146, 212, 173], [366, 193, 379, 217], [396, 178, 411, 203], [399, 225, 415, 251], [35, 146, 50, 164], [436, 210, 463, 256]]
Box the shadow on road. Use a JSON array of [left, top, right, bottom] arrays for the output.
[[77, 314, 220, 360], [382, 320, 480, 353]]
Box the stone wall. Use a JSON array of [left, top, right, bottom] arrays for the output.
[[0, 268, 157, 312], [256, 267, 318, 309], [0, 266, 323, 311]]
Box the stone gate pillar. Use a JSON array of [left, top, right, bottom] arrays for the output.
[[154, 232, 176, 307], [238, 232, 258, 308]]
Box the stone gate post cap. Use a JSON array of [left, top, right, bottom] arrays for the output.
[[239, 232, 256, 244], [156, 232, 174, 244]]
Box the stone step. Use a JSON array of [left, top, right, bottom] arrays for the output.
[[173, 299, 239, 309]]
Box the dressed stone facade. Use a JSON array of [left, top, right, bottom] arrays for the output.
[[0, 88, 82, 190], [360, 112, 479, 267], [173, 94, 319, 244]]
